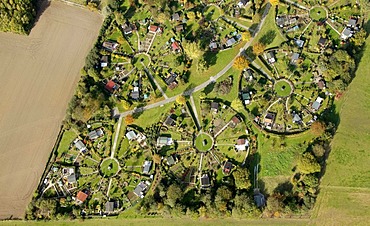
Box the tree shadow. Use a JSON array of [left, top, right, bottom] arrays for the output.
[[204, 50, 218, 67], [30, 0, 51, 32], [259, 30, 276, 45], [203, 81, 215, 95]]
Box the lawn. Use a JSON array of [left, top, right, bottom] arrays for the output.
[[252, 6, 286, 49], [100, 158, 120, 177], [274, 80, 292, 97], [257, 130, 315, 177], [195, 133, 213, 152], [311, 35, 370, 225], [56, 130, 76, 158], [204, 5, 222, 21], [309, 6, 328, 21], [133, 53, 150, 70]]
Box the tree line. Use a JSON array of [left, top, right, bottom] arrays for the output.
[[0, 0, 36, 34]]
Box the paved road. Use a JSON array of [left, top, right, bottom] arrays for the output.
[[119, 4, 271, 117]]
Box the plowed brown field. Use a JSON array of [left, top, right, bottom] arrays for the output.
[[0, 1, 102, 219]]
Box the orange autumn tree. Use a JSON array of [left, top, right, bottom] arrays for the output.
[[253, 42, 266, 55], [233, 56, 249, 71], [125, 114, 134, 125]]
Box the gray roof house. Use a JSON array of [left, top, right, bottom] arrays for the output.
[[142, 161, 152, 174], [225, 38, 237, 48], [211, 102, 220, 113], [133, 181, 148, 198], [157, 136, 173, 147], [167, 155, 176, 166], [295, 39, 305, 48], [200, 174, 211, 188], [105, 201, 115, 213], [291, 53, 300, 65], [164, 115, 176, 127], [312, 97, 324, 111], [347, 18, 357, 28], [341, 28, 352, 40], [126, 131, 137, 141], [67, 173, 77, 183], [266, 51, 276, 64], [88, 128, 104, 140], [293, 114, 302, 124], [74, 139, 87, 153]]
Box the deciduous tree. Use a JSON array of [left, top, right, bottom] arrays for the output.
[[311, 121, 326, 136], [297, 152, 321, 174], [233, 56, 249, 70], [253, 42, 266, 55], [269, 0, 279, 6], [233, 167, 252, 190], [176, 95, 187, 105], [182, 41, 204, 61], [242, 31, 251, 41], [231, 99, 244, 112], [125, 115, 134, 125]]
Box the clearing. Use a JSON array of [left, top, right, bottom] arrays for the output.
[[0, 1, 102, 219]]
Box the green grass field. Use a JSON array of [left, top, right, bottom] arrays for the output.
[[56, 130, 76, 158], [309, 6, 327, 21], [195, 133, 213, 151], [312, 34, 370, 225], [321, 39, 370, 188], [100, 158, 119, 177], [274, 80, 292, 97], [253, 6, 286, 49]]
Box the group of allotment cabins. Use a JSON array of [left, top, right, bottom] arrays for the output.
[[99, 9, 246, 99]]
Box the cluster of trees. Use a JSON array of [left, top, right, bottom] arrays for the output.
[[0, 0, 36, 34], [265, 119, 334, 216], [137, 167, 260, 218]]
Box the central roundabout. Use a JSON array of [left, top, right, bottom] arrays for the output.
[[100, 158, 120, 177], [195, 132, 214, 152], [274, 79, 294, 97]]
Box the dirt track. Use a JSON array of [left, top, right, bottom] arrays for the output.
[[0, 1, 102, 219]]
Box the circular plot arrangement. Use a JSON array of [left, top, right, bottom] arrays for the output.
[[100, 158, 120, 177], [274, 79, 293, 97], [133, 53, 151, 70], [195, 133, 214, 152], [309, 6, 328, 21]]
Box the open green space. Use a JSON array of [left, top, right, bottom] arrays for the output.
[[252, 6, 286, 49], [100, 158, 120, 177], [274, 80, 293, 97], [195, 133, 214, 152], [133, 53, 150, 70], [321, 37, 370, 188], [56, 130, 76, 158], [204, 5, 222, 21], [309, 6, 328, 21]]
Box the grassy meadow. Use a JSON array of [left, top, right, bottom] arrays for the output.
[[312, 33, 370, 225]]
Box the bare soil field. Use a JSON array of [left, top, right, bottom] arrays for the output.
[[0, 1, 102, 219]]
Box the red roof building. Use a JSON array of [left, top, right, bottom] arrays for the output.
[[76, 191, 88, 205], [171, 42, 180, 51], [105, 80, 118, 93], [149, 25, 158, 33]]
